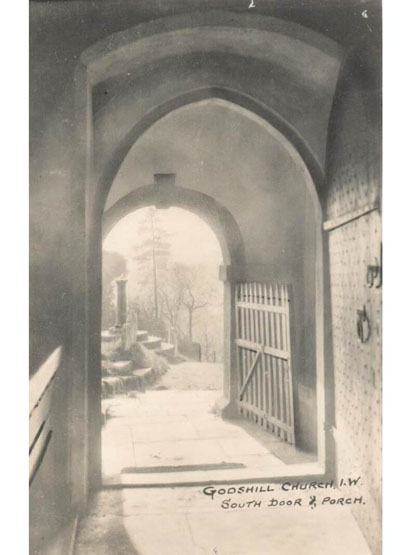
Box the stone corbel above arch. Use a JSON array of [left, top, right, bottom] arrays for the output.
[[152, 173, 177, 209]]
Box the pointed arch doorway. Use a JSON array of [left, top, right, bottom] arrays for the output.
[[74, 12, 340, 495], [100, 153, 320, 485], [84, 100, 329, 489]]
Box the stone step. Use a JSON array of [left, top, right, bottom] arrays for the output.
[[132, 367, 154, 382], [136, 330, 149, 342], [102, 367, 154, 397], [141, 335, 162, 350], [155, 342, 175, 359], [111, 360, 133, 375], [101, 330, 121, 343], [101, 376, 125, 396]]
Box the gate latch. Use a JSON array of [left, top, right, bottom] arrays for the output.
[[357, 305, 371, 343], [323, 421, 334, 433]]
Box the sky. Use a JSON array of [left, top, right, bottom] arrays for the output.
[[103, 206, 223, 267], [103, 206, 224, 349]]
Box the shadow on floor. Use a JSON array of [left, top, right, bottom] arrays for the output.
[[75, 490, 141, 555], [230, 416, 317, 465]]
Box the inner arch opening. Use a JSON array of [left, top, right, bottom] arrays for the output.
[[97, 96, 324, 485], [101, 206, 228, 484]]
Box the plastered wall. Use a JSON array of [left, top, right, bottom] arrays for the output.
[[325, 45, 382, 555]]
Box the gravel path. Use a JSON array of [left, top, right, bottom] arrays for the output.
[[151, 361, 223, 390]]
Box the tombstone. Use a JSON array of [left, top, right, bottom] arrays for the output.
[[115, 279, 128, 327], [120, 311, 138, 351], [168, 326, 178, 356]]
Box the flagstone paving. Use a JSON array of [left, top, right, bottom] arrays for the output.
[[75, 487, 372, 555]]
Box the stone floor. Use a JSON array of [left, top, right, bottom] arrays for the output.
[[102, 389, 316, 486], [84, 365, 372, 554], [75, 487, 372, 555], [150, 361, 223, 390]]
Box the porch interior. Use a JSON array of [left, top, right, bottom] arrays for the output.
[[101, 361, 316, 487], [29, 4, 382, 555]]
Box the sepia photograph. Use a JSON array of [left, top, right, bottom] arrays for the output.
[[28, 1, 383, 554]]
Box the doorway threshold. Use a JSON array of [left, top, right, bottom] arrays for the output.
[[121, 462, 246, 473], [102, 461, 325, 489]]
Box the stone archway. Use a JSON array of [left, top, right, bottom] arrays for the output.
[[96, 87, 327, 214], [102, 175, 247, 420], [73, 11, 339, 495], [103, 177, 246, 266]]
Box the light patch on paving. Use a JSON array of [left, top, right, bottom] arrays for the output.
[[101, 360, 316, 485], [75, 487, 372, 555], [102, 390, 291, 484]]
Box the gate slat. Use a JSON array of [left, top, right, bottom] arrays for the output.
[[259, 283, 267, 429], [236, 284, 243, 417], [286, 284, 296, 444], [242, 284, 246, 417], [257, 284, 265, 427], [248, 284, 256, 421], [253, 284, 260, 423], [264, 284, 273, 433], [281, 285, 290, 442], [243, 285, 249, 418], [269, 283, 278, 436], [280, 285, 289, 441], [267, 286, 273, 434], [255, 284, 261, 424], [246, 285, 251, 419], [274, 284, 285, 440]]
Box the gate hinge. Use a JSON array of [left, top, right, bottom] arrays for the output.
[[323, 421, 334, 433]]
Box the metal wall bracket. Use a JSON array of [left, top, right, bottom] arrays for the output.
[[366, 243, 382, 288]]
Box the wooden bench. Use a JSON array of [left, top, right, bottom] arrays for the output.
[[29, 346, 62, 486]]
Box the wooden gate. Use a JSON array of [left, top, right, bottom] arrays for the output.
[[235, 282, 295, 444]]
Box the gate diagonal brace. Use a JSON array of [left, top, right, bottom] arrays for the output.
[[239, 346, 264, 401]]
